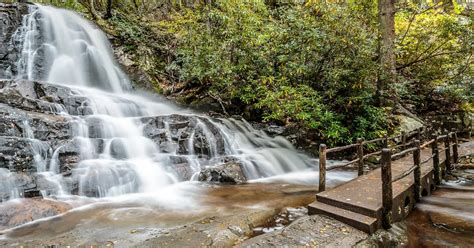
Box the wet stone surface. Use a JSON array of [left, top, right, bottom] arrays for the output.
[[0, 79, 254, 200], [238, 214, 368, 247], [198, 162, 247, 184]]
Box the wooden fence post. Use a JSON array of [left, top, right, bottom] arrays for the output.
[[432, 136, 440, 185], [401, 131, 407, 150], [357, 138, 364, 176], [445, 133, 451, 173], [452, 132, 459, 165], [381, 148, 392, 229], [416, 128, 422, 141], [319, 144, 327, 192], [413, 140, 421, 202]]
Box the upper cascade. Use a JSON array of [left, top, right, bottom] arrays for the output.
[[14, 4, 130, 93]]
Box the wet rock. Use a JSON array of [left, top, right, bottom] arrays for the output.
[[0, 169, 36, 201], [0, 198, 71, 231], [172, 163, 195, 181], [198, 162, 247, 184], [0, 79, 92, 115], [356, 225, 408, 248], [0, 103, 70, 141], [34, 173, 63, 196], [141, 114, 225, 157], [238, 215, 368, 247], [0, 136, 39, 171], [0, 3, 29, 78], [429, 211, 474, 232]]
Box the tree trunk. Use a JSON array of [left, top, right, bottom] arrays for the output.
[[376, 0, 397, 106], [79, 0, 100, 20], [104, 0, 113, 19]]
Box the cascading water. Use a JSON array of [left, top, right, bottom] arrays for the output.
[[1, 4, 322, 203]]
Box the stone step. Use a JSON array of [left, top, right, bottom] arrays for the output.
[[308, 201, 378, 234], [316, 193, 380, 218]]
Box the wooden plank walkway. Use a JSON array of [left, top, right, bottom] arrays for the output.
[[308, 141, 473, 234]]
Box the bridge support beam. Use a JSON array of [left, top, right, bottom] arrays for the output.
[[357, 138, 364, 176], [452, 132, 458, 164], [381, 148, 392, 229], [445, 134, 451, 173], [401, 131, 407, 150], [432, 136, 440, 185], [413, 140, 421, 202], [319, 144, 327, 192]]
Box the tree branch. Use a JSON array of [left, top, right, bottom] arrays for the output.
[[398, 2, 443, 46], [397, 40, 451, 70]]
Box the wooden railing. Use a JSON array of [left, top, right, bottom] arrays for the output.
[[318, 127, 427, 191], [380, 132, 460, 228]]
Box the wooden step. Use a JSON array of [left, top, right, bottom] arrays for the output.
[[316, 193, 380, 218], [308, 201, 378, 234]]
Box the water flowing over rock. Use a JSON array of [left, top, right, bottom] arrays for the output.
[[0, 3, 314, 202], [0, 3, 29, 79]]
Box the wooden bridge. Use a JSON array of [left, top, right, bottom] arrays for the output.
[[308, 128, 472, 234]]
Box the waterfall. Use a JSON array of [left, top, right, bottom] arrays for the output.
[[1, 4, 315, 202]]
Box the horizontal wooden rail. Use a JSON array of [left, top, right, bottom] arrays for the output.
[[392, 164, 417, 183], [363, 137, 386, 145], [326, 143, 358, 153], [327, 158, 360, 171], [438, 134, 448, 140], [363, 150, 382, 159], [391, 140, 415, 149], [420, 139, 435, 149], [391, 147, 417, 159], [439, 146, 450, 152], [420, 154, 436, 165]]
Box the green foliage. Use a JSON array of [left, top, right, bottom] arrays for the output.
[[162, 0, 388, 145], [34, 0, 87, 12], [38, 0, 472, 146], [395, 1, 473, 112]]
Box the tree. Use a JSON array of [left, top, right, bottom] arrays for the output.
[[104, 0, 112, 19], [377, 0, 397, 106]]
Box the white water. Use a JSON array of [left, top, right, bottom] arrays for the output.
[[3, 5, 322, 203]]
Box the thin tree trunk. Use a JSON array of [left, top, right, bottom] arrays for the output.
[[81, 0, 100, 20], [104, 0, 113, 19], [376, 0, 397, 106]]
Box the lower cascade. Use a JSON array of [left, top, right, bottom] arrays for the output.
[[0, 4, 316, 202]]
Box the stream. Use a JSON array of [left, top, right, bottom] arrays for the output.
[[404, 179, 474, 247]]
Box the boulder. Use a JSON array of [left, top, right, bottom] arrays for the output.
[[198, 162, 247, 184], [397, 115, 424, 134]]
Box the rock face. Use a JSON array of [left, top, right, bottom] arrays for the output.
[[198, 162, 247, 184], [0, 2, 250, 201], [0, 3, 29, 78], [140, 114, 226, 157], [0, 78, 250, 200]]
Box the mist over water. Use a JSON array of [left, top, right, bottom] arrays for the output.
[[1, 4, 326, 205]]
